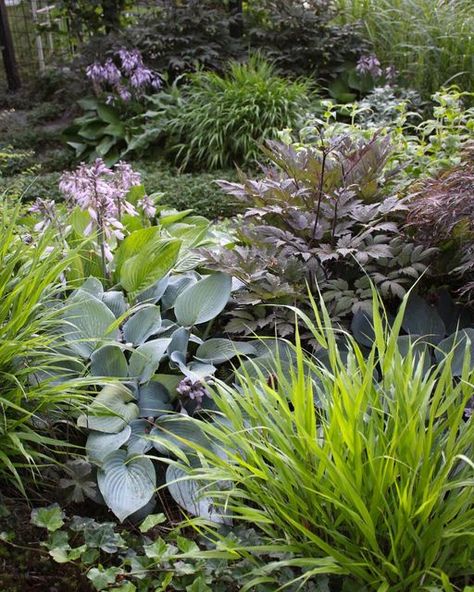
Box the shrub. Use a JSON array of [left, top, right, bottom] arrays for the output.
[[163, 56, 314, 170], [334, 0, 474, 98], [173, 292, 474, 590], [203, 136, 435, 337], [406, 149, 474, 301]]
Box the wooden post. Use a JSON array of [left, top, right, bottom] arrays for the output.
[[0, 0, 20, 90]]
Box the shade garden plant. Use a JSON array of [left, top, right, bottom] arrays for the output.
[[2, 4, 474, 590]]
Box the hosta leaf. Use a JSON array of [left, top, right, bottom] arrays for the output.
[[128, 338, 171, 383], [114, 227, 162, 278], [102, 290, 128, 318], [128, 419, 153, 456], [435, 329, 474, 376], [138, 381, 172, 417], [77, 384, 139, 433], [351, 310, 375, 347], [166, 466, 229, 524], [120, 239, 181, 300], [195, 339, 256, 364], [86, 426, 132, 464], [62, 289, 118, 358], [90, 344, 128, 377], [161, 274, 198, 311], [98, 450, 156, 522], [150, 416, 211, 455], [174, 273, 232, 326], [136, 275, 169, 304], [402, 294, 445, 343], [123, 305, 162, 345]]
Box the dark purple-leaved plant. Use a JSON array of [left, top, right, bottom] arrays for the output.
[[203, 134, 436, 338]]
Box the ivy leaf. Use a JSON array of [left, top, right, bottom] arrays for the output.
[[31, 504, 65, 532], [139, 513, 166, 533]]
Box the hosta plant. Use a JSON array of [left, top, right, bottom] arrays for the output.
[[169, 290, 474, 591], [52, 270, 256, 522]]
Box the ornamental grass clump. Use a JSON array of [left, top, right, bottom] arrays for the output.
[[164, 55, 313, 169], [172, 290, 474, 591]]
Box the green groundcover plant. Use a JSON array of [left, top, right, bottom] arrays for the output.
[[169, 290, 474, 591]]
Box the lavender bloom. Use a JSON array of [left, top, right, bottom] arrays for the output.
[[385, 65, 398, 83], [86, 62, 105, 84], [117, 48, 143, 74], [117, 85, 132, 102], [465, 395, 474, 418], [177, 377, 211, 407], [102, 59, 122, 85], [29, 198, 58, 233], [356, 54, 383, 78], [59, 159, 141, 262], [138, 195, 157, 218]]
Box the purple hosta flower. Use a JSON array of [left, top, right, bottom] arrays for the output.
[[356, 54, 383, 78], [384, 65, 398, 83], [29, 197, 58, 232], [117, 48, 143, 74], [59, 159, 141, 261], [177, 377, 211, 408], [117, 85, 132, 102], [138, 195, 156, 218], [102, 58, 122, 86], [86, 62, 105, 84]]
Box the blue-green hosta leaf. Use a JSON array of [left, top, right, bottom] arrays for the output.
[[149, 416, 211, 455], [62, 290, 118, 358], [120, 239, 181, 300], [351, 310, 375, 347], [90, 344, 128, 377], [169, 351, 216, 382], [161, 274, 198, 311], [174, 273, 232, 327], [98, 450, 156, 522], [402, 294, 446, 343], [166, 466, 229, 524], [138, 382, 172, 417], [77, 384, 139, 433], [86, 426, 132, 464], [128, 419, 153, 456], [102, 290, 128, 318], [435, 328, 474, 376], [77, 277, 104, 299], [128, 338, 171, 384], [123, 305, 162, 345], [195, 339, 256, 364], [136, 275, 169, 304], [168, 327, 190, 359]]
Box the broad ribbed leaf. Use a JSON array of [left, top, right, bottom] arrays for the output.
[[120, 239, 181, 300], [196, 339, 256, 364], [128, 419, 153, 456], [136, 275, 169, 304], [86, 426, 132, 464], [114, 227, 162, 278], [435, 329, 474, 376], [128, 338, 171, 383], [174, 273, 232, 326], [138, 382, 172, 417], [123, 305, 162, 345], [402, 295, 445, 343], [102, 290, 128, 318], [98, 450, 156, 522], [90, 344, 128, 377], [62, 289, 118, 358], [77, 384, 139, 433], [166, 465, 228, 524], [150, 416, 211, 454]]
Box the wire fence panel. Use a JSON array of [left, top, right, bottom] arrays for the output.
[[1, 0, 73, 90]]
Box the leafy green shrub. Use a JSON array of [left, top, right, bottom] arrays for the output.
[[334, 0, 474, 98], [0, 202, 88, 493], [162, 56, 314, 170], [173, 292, 474, 590]]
